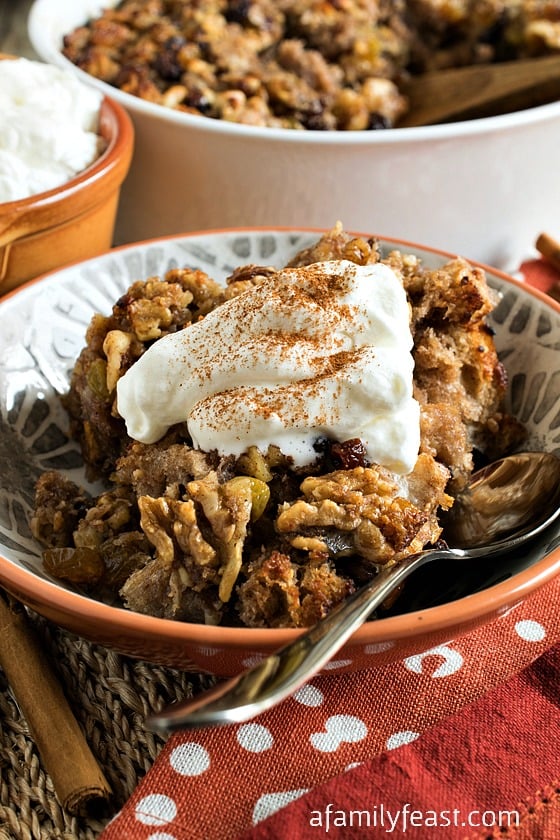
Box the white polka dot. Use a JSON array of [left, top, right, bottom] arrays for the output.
[[293, 684, 324, 706], [310, 715, 368, 752], [148, 834, 178, 840], [242, 654, 265, 668], [322, 658, 353, 670], [386, 730, 420, 750], [237, 723, 274, 752], [169, 742, 210, 776], [515, 619, 546, 642], [195, 646, 219, 657], [135, 794, 177, 827], [364, 641, 394, 654], [345, 761, 363, 771], [404, 644, 463, 677], [253, 789, 309, 824]]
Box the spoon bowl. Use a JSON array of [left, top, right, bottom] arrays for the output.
[[147, 451, 560, 732], [442, 451, 560, 550], [1, 229, 560, 674]]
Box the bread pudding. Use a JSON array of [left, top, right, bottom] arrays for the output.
[[61, 0, 560, 130], [30, 225, 525, 628]]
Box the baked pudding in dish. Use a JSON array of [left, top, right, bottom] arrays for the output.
[[60, 0, 560, 130], [30, 224, 525, 628]]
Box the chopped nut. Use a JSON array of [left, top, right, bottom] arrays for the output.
[[103, 329, 135, 392]]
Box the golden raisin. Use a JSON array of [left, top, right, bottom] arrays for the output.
[[228, 476, 271, 521], [86, 358, 110, 400], [43, 546, 105, 584]]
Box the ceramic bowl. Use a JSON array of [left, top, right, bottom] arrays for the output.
[[27, 0, 560, 272], [1, 227, 560, 674], [0, 57, 134, 296]]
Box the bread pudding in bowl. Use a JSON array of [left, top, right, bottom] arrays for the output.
[[29, 224, 525, 631], [1, 225, 559, 673]]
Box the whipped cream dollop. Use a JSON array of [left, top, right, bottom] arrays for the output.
[[0, 58, 103, 202], [117, 259, 421, 473]]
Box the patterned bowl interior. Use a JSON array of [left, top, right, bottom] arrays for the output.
[[1, 230, 560, 615]]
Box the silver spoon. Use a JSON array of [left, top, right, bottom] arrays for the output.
[[147, 451, 560, 732]]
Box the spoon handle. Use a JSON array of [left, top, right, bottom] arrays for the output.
[[147, 547, 451, 732], [400, 54, 560, 127]]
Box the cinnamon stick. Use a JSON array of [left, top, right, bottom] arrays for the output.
[[536, 232, 560, 274], [535, 233, 560, 303], [0, 591, 112, 815]]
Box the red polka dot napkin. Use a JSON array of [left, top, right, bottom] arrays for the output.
[[100, 256, 560, 840]]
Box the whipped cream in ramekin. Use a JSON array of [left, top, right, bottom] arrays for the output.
[[117, 259, 420, 474], [0, 57, 103, 202]]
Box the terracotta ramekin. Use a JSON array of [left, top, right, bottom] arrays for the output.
[[0, 77, 134, 295]]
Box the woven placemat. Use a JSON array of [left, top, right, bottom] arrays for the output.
[[0, 610, 215, 840]]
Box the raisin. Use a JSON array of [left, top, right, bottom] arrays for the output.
[[330, 438, 368, 469], [225, 0, 252, 26], [154, 37, 186, 81], [43, 546, 105, 584], [367, 113, 391, 130]]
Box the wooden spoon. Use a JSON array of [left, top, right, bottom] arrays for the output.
[[398, 53, 560, 127]]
